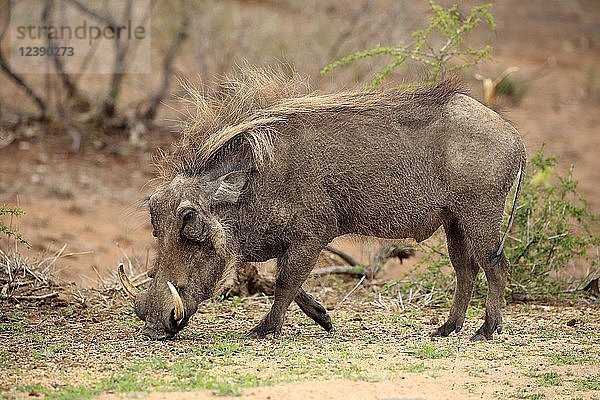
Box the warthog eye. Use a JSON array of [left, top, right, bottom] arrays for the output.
[[179, 208, 207, 243]]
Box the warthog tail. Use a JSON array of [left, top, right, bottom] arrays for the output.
[[495, 156, 527, 258]]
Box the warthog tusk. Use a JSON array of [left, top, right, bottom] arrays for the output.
[[118, 263, 139, 298], [166, 281, 185, 323]]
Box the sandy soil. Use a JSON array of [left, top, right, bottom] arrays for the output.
[[1, 288, 598, 400]]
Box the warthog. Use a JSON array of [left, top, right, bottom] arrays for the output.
[[119, 69, 526, 341]]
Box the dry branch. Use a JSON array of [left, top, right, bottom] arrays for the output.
[[311, 265, 371, 278], [0, 11, 47, 119], [63, 0, 116, 27], [324, 245, 360, 266], [140, 0, 190, 122], [41, 0, 87, 109], [11, 292, 59, 301]]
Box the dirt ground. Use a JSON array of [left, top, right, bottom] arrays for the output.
[[0, 279, 598, 400]]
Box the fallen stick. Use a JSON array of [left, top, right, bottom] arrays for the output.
[[11, 292, 59, 301], [310, 265, 374, 279], [324, 245, 360, 266]]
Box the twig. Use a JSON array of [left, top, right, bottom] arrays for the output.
[[140, 0, 189, 122], [324, 245, 360, 266], [91, 265, 107, 287], [0, 52, 47, 119], [61, 250, 94, 258], [0, 9, 46, 119], [63, 0, 116, 26], [311, 265, 371, 278], [131, 271, 148, 283], [11, 292, 59, 301], [338, 275, 366, 305], [41, 243, 68, 274], [42, 0, 81, 102], [133, 277, 152, 287], [103, 0, 133, 119], [398, 291, 404, 310]]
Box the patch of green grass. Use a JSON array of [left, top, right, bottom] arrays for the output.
[[512, 391, 546, 400], [519, 304, 533, 313], [181, 372, 276, 396], [174, 357, 216, 377], [24, 332, 45, 343], [48, 385, 96, 400], [539, 372, 562, 386], [384, 313, 420, 328], [32, 343, 68, 360], [534, 326, 560, 339], [550, 348, 597, 366], [0, 320, 26, 333], [200, 342, 241, 357], [400, 362, 429, 373], [16, 383, 50, 396], [0, 351, 9, 368], [466, 307, 482, 318], [116, 318, 139, 329], [125, 355, 169, 372], [105, 370, 271, 397], [574, 375, 600, 391], [411, 342, 455, 359], [99, 373, 156, 392], [527, 371, 562, 387]]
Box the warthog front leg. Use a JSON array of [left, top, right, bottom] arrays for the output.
[[247, 246, 320, 339]]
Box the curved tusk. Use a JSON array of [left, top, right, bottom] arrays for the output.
[[118, 263, 139, 298], [166, 281, 185, 323]]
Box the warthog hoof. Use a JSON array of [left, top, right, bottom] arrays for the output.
[[470, 333, 488, 342], [246, 316, 283, 339], [431, 316, 464, 337]]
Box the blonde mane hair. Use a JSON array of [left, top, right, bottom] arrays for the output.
[[157, 67, 462, 180]]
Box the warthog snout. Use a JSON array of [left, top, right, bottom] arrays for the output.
[[118, 263, 194, 339]]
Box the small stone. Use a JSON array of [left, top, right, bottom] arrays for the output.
[[566, 318, 577, 327], [18, 141, 31, 150]]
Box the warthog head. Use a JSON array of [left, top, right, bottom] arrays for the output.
[[119, 171, 248, 339]]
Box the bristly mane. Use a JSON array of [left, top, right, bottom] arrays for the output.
[[157, 67, 464, 181]]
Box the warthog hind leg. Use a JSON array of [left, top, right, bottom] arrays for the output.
[[459, 203, 507, 341], [432, 217, 479, 337], [470, 250, 507, 341], [295, 288, 332, 332]]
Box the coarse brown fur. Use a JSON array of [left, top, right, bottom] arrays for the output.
[[157, 67, 465, 178], [133, 67, 526, 342]]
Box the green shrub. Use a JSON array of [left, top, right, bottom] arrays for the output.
[[321, 1, 495, 88], [0, 205, 28, 245]]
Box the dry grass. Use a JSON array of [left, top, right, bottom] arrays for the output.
[[0, 252, 598, 400]]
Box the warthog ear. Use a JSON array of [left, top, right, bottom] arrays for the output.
[[179, 207, 207, 243], [212, 170, 248, 203]]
